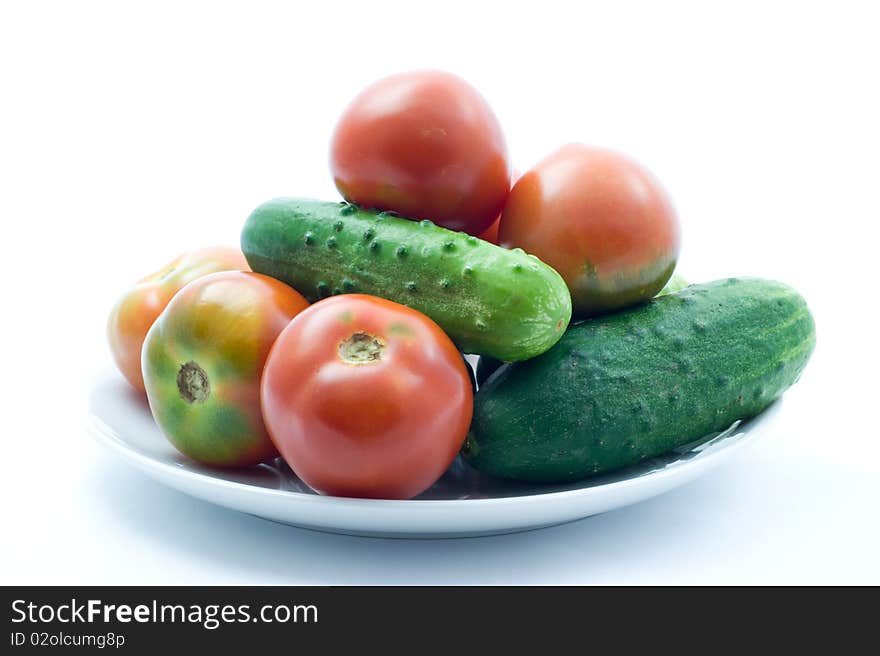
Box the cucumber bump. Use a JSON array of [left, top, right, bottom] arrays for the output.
[[241, 198, 572, 361]]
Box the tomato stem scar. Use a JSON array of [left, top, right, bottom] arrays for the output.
[[338, 332, 385, 364], [177, 361, 210, 403]]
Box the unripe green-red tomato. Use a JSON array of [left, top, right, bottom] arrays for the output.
[[330, 70, 510, 235], [499, 144, 681, 317], [107, 247, 249, 392], [261, 294, 473, 499], [142, 271, 309, 467]]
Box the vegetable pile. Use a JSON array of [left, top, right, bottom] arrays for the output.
[[107, 70, 816, 500]]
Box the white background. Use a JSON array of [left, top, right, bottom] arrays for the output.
[[2, 1, 878, 584]]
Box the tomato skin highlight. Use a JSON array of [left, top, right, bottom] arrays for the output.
[[107, 247, 249, 392], [261, 294, 473, 499], [142, 271, 309, 467], [330, 70, 511, 235], [499, 144, 681, 317]]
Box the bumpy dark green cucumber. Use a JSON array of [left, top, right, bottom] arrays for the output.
[[463, 277, 815, 482], [241, 198, 572, 361]]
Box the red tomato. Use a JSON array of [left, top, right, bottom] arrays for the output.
[[330, 70, 510, 235], [499, 144, 681, 316], [261, 295, 473, 499]]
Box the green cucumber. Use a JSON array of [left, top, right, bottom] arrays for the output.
[[241, 198, 572, 361], [463, 277, 815, 482]]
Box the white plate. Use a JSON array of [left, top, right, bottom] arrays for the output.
[[85, 370, 778, 538]]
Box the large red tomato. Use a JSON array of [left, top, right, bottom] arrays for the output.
[[261, 294, 473, 500], [499, 144, 681, 316], [330, 70, 511, 235]]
